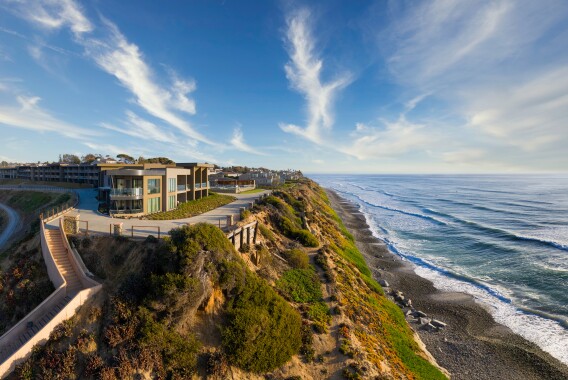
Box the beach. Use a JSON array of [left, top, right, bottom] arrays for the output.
[[327, 190, 568, 380]]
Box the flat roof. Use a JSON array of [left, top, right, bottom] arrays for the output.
[[176, 162, 215, 168]]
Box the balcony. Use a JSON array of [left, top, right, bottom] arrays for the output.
[[110, 187, 144, 200], [177, 184, 188, 192], [111, 208, 143, 215], [195, 183, 201, 189]]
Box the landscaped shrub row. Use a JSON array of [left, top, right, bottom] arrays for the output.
[[144, 192, 236, 220]]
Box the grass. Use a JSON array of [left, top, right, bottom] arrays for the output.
[[0, 179, 92, 189], [144, 192, 236, 220], [239, 188, 264, 194], [7, 192, 54, 213]]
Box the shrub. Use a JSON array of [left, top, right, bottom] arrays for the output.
[[284, 248, 310, 269], [169, 224, 235, 260], [145, 193, 236, 220], [140, 311, 201, 376], [240, 209, 251, 220], [258, 223, 276, 243], [223, 274, 302, 373], [300, 324, 315, 362], [294, 229, 319, 247], [145, 235, 158, 243], [277, 269, 322, 303], [81, 237, 92, 249], [308, 302, 332, 333]]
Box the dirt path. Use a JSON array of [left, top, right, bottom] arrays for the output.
[[0, 203, 21, 251]]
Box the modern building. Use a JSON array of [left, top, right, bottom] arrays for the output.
[[210, 179, 255, 193], [102, 162, 213, 216], [239, 171, 282, 186], [0, 163, 102, 186], [0, 162, 214, 216]]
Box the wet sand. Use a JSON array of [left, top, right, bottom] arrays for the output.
[[327, 190, 568, 380]]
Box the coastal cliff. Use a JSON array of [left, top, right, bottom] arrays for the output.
[[7, 179, 448, 379]]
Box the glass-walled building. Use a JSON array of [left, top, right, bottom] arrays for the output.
[[103, 163, 213, 216]]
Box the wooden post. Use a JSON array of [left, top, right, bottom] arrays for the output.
[[158, 227, 161, 239]]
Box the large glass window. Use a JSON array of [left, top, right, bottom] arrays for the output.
[[168, 195, 176, 210], [147, 179, 160, 194], [168, 178, 177, 192], [148, 197, 161, 213]]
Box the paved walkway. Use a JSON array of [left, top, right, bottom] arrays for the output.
[[0, 203, 21, 251], [46, 189, 269, 238]]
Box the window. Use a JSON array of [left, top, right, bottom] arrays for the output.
[[168, 178, 177, 192], [148, 197, 161, 213], [168, 195, 176, 210], [147, 179, 160, 194]]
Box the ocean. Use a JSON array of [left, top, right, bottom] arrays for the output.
[[310, 174, 568, 365]]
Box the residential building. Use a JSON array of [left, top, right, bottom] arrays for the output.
[[210, 179, 255, 193], [0, 162, 214, 216], [103, 162, 213, 216], [239, 171, 282, 186]]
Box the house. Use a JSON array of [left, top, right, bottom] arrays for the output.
[[102, 162, 213, 216]]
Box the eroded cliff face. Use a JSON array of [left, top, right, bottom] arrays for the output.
[[8, 180, 446, 380]]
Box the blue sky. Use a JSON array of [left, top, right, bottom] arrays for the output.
[[1, 0, 567, 173]]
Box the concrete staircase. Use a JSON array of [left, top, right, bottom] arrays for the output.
[[0, 296, 71, 362], [44, 229, 82, 294], [0, 228, 86, 368]]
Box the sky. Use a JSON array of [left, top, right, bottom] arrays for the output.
[[1, 0, 567, 174]]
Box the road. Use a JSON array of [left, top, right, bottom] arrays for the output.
[[46, 188, 270, 238], [0, 203, 21, 250]]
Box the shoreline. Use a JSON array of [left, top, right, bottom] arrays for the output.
[[327, 189, 568, 380]]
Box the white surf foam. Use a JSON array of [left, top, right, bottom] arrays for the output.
[[414, 266, 568, 366]]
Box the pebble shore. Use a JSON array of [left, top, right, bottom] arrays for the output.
[[328, 190, 568, 380]]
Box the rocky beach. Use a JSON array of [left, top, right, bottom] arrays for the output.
[[328, 190, 568, 380]]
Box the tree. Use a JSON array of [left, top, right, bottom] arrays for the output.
[[60, 154, 81, 164], [145, 157, 175, 165], [117, 153, 135, 164], [0, 161, 8, 167], [81, 153, 100, 164], [137, 156, 146, 164]]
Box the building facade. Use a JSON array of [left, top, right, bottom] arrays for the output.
[[0, 162, 213, 216], [103, 163, 213, 216]]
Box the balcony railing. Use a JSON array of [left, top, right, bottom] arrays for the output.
[[111, 208, 143, 215], [195, 183, 201, 189], [177, 184, 187, 191], [110, 187, 143, 197], [201, 182, 208, 188]]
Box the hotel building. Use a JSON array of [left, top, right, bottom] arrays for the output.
[[0, 162, 213, 216]]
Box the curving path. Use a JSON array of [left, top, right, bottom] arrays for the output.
[[0, 203, 21, 251], [46, 189, 270, 238]]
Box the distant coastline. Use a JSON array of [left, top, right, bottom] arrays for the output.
[[326, 188, 568, 380]]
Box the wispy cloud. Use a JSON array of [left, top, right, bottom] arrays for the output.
[[465, 66, 568, 151], [373, 0, 568, 169], [4, 0, 93, 36], [5, 0, 217, 149], [0, 92, 97, 139], [82, 19, 212, 145], [341, 116, 433, 160], [230, 126, 266, 155], [280, 8, 352, 143], [100, 110, 178, 144]]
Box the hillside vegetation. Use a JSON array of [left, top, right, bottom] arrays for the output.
[[10, 180, 445, 379]]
